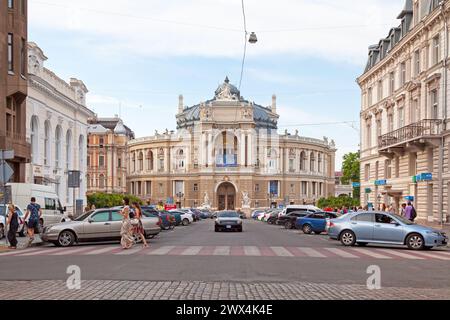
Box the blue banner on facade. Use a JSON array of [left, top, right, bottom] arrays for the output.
[[416, 173, 432, 182], [375, 180, 387, 186]]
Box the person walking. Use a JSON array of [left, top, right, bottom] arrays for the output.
[[388, 204, 396, 214], [6, 204, 19, 249], [120, 197, 134, 250], [23, 197, 42, 246], [400, 203, 407, 217], [404, 202, 415, 222], [132, 202, 148, 248]]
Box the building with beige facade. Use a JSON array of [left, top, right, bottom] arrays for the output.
[[26, 42, 94, 214], [127, 77, 336, 210], [87, 116, 134, 195], [357, 0, 450, 223]]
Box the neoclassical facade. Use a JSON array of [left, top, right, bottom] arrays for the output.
[[26, 42, 95, 213], [128, 78, 336, 210], [357, 0, 450, 223], [87, 116, 135, 195]]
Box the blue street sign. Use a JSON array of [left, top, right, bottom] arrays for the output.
[[375, 180, 387, 186], [416, 173, 432, 182], [405, 196, 415, 202], [352, 182, 361, 188]]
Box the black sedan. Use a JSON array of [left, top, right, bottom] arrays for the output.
[[277, 211, 309, 229], [215, 211, 243, 232]]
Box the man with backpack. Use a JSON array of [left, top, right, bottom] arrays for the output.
[[23, 197, 42, 246], [405, 202, 416, 222]]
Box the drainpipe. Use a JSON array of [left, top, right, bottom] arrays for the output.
[[439, 1, 448, 225]]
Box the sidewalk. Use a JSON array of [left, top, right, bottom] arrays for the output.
[[0, 235, 44, 251]]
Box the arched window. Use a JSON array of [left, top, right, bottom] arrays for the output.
[[66, 129, 73, 170], [30, 116, 39, 164], [138, 152, 144, 171], [44, 121, 51, 166], [300, 151, 306, 171], [310, 152, 316, 172], [79, 135, 84, 170], [318, 154, 322, 173], [99, 174, 105, 189], [55, 125, 62, 168], [268, 148, 277, 170], [147, 151, 154, 171]]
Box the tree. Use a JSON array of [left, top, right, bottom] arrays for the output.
[[317, 196, 360, 209], [86, 193, 143, 209], [341, 152, 360, 185]]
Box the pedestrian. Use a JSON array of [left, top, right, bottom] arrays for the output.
[[381, 203, 387, 212], [6, 204, 19, 249], [388, 204, 396, 214], [23, 197, 42, 246], [90, 204, 96, 211], [132, 202, 148, 248], [401, 203, 407, 217], [404, 202, 415, 221], [120, 197, 134, 249]]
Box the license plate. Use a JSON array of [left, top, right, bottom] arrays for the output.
[[226, 225, 232, 229]]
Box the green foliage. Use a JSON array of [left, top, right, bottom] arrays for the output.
[[87, 193, 143, 209], [317, 196, 360, 209], [341, 152, 360, 185]]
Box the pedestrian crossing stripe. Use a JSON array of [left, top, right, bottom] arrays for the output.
[[0, 245, 449, 261]]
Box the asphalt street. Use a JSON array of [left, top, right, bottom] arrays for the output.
[[1, 219, 449, 295]]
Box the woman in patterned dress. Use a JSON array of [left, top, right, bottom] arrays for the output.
[[120, 197, 134, 249], [132, 202, 149, 248]]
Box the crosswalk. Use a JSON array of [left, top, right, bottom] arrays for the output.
[[1, 245, 450, 261]]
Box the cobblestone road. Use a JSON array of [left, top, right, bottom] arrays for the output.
[[1, 280, 449, 300]]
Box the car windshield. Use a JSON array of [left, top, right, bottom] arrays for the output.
[[392, 214, 415, 225], [76, 210, 94, 221], [218, 212, 239, 218]]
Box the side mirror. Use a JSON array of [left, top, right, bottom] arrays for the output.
[[88, 217, 94, 223]]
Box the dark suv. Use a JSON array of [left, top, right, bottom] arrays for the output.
[[277, 211, 309, 229]]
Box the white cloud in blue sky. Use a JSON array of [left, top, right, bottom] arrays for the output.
[[28, 0, 405, 168]]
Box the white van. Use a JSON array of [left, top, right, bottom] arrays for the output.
[[278, 205, 322, 218], [7, 183, 70, 227]]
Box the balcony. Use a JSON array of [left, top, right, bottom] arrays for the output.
[[0, 131, 31, 160], [378, 119, 442, 156]]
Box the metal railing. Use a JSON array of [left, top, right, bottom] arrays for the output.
[[378, 119, 442, 149]]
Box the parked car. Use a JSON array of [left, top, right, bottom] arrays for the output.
[[278, 205, 322, 218], [199, 210, 211, 219], [328, 211, 448, 250], [215, 211, 243, 232], [267, 211, 282, 225], [179, 208, 198, 222], [251, 209, 266, 219], [277, 211, 309, 229], [41, 208, 161, 247], [169, 210, 194, 226], [141, 207, 175, 230], [0, 204, 28, 238], [296, 212, 338, 234]]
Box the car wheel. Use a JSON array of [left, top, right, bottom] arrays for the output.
[[57, 230, 75, 247], [406, 233, 425, 250], [133, 233, 143, 244], [302, 224, 312, 234], [285, 221, 293, 229], [0, 224, 4, 239], [340, 230, 356, 247], [182, 219, 189, 226]]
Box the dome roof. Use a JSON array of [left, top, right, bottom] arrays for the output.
[[114, 119, 127, 135], [177, 77, 278, 130]]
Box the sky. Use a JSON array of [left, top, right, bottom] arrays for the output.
[[28, 0, 405, 169]]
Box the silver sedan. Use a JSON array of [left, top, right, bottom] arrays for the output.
[[41, 208, 161, 247]]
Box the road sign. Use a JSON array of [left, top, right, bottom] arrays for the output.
[[0, 150, 14, 160], [352, 182, 361, 188], [0, 161, 14, 184], [68, 170, 81, 188]]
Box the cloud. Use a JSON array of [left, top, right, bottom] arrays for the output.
[[30, 0, 404, 65]]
